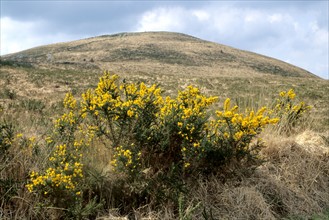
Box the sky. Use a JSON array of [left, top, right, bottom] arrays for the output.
[[1, 1, 328, 79]]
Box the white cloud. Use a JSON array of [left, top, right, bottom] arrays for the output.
[[268, 13, 283, 23], [192, 10, 210, 21], [1, 17, 40, 55], [244, 11, 263, 23], [0, 17, 75, 55], [310, 21, 328, 47], [136, 7, 186, 32]]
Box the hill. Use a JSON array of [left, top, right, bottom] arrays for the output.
[[1, 31, 319, 78]]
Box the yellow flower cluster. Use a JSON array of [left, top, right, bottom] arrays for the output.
[[54, 111, 77, 128], [271, 89, 311, 133], [163, 86, 218, 118], [78, 124, 97, 146], [279, 89, 296, 99], [157, 86, 218, 169], [26, 143, 83, 194], [63, 92, 77, 110], [26, 91, 91, 199], [214, 98, 279, 141], [274, 89, 311, 115], [81, 71, 162, 122], [111, 146, 132, 167], [291, 101, 311, 114], [111, 146, 141, 172]]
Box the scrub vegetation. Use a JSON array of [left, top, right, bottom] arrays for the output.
[[0, 32, 328, 219]]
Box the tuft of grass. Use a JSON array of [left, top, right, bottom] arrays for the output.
[[4, 89, 17, 100]]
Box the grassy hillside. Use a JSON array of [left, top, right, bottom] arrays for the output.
[[1, 32, 318, 78], [0, 32, 328, 219]]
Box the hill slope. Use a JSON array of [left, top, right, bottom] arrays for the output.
[[1, 31, 318, 78]]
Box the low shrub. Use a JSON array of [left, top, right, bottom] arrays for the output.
[[24, 71, 312, 217]]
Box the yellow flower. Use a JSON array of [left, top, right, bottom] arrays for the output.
[[63, 92, 77, 109], [242, 120, 248, 128], [94, 110, 99, 116], [251, 119, 259, 127], [16, 133, 23, 138], [287, 89, 296, 99], [224, 98, 231, 111], [231, 116, 239, 124], [28, 136, 36, 143], [45, 136, 53, 143], [216, 111, 223, 117], [233, 131, 244, 140], [256, 107, 267, 116], [183, 108, 192, 118], [269, 118, 280, 124], [127, 110, 134, 117], [64, 163, 69, 171], [193, 142, 200, 148], [224, 111, 233, 118]]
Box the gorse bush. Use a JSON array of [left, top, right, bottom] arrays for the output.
[[24, 71, 312, 217], [26, 93, 101, 218], [80, 72, 279, 177], [202, 99, 279, 173], [271, 89, 312, 134]]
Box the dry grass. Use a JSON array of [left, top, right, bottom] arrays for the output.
[[260, 131, 329, 216]]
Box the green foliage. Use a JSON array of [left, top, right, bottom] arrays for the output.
[[0, 115, 17, 202], [0, 120, 15, 156], [19, 99, 46, 112], [201, 99, 279, 174], [77, 72, 280, 209], [0, 59, 33, 68]]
